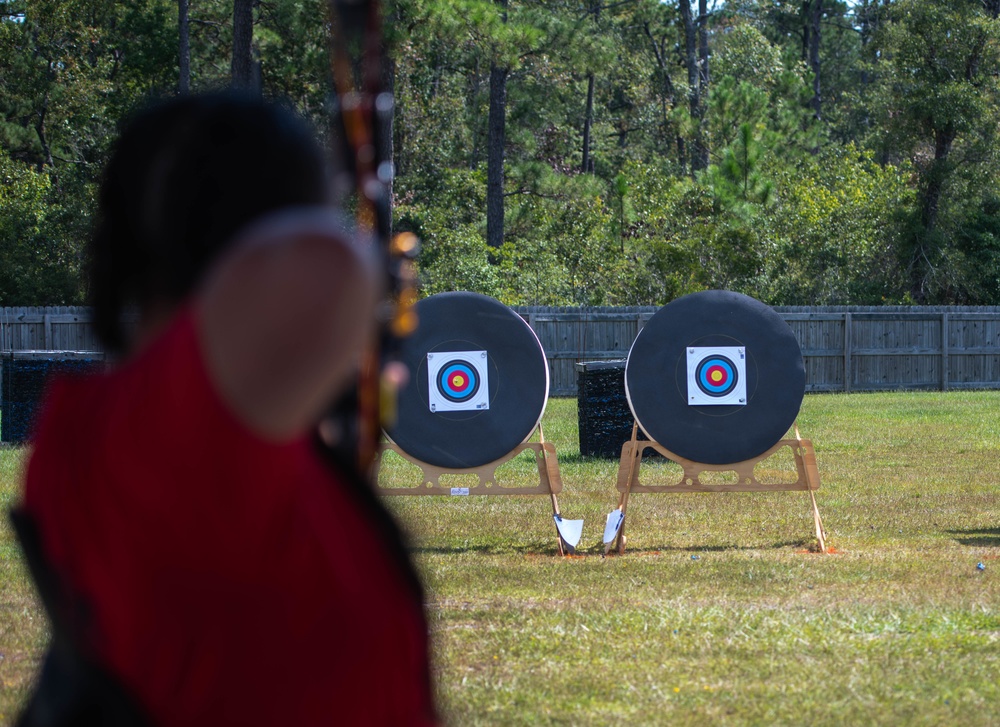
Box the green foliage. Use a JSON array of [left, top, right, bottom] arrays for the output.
[[501, 170, 623, 305], [0, 150, 85, 304], [763, 145, 914, 304], [619, 161, 764, 303], [951, 194, 1000, 304], [867, 0, 1000, 301], [712, 21, 784, 89], [4, 0, 1000, 306], [708, 121, 775, 209], [418, 224, 504, 299]]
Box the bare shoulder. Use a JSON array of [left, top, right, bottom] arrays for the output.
[[195, 208, 379, 441]]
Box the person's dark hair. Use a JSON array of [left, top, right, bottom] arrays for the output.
[[89, 93, 329, 353]]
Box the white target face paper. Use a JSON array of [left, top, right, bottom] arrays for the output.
[[686, 346, 747, 406], [427, 351, 490, 412]]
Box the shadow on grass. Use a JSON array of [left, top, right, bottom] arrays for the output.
[[947, 528, 1000, 547], [578, 539, 816, 555], [557, 453, 611, 464], [411, 540, 561, 557], [411, 538, 820, 557], [559, 452, 666, 464]]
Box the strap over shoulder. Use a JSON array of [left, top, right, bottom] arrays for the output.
[[10, 508, 149, 727]]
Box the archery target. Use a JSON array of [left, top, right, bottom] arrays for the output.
[[625, 290, 804, 465], [428, 351, 489, 412], [687, 347, 746, 406], [386, 292, 550, 469]]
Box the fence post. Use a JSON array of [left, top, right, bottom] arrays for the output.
[[843, 312, 852, 393], [941, 312, 949, 392], [44, 313, 52, 350]]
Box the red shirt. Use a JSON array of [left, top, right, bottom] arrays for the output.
[[23, 307, 435, 726]]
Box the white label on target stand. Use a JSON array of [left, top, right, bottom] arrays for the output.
[[686, 346, 747, 406], [427, 351, 490, 413]]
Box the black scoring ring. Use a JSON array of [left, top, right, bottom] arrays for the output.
[[695, 354, 738, 397], [437, 359, 481, 402]]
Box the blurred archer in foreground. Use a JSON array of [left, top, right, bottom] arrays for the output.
[[14, 93, 436, 726]]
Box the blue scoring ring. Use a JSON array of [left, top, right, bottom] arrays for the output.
[[438, 361, 480, 402], [696, 356, 737, 396]]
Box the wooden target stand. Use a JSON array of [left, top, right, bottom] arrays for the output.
[[374, 426, 574, 556], [609, 421, 827, 555]]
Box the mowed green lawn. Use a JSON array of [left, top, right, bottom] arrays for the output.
[[1, 392, 998, 725]]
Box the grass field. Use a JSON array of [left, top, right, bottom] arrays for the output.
[[1, 392, 998, 725]]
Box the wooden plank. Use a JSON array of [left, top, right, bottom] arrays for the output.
[[2, 313, 94, 324], [779, 313, 856, 321], [847, 348, 947, 355], [942, 312, 950, 392], [844, 312, 852, 393]]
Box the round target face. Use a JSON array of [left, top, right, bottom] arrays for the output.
[[625, 290, 804, 465], [386, 292, 550, 469]]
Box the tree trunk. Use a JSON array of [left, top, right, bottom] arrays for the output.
[[486, 0, 508, 250], [698, 0, 709, 94], [809, 0, 822, 120], [920, 127, 955, 233], [467, 62, 484, 170], [680, 0, 706, 174], [644, 21, 683, 171], [231, 0, 255, 92], [580, 0, 600, 174], [581, 72, 594, 173], [487, 60, 508, 249], [179, 0, 190, 94], [34, 91, 57, 184], [910, 126, 956, 301], [859, 0, 870, 87]]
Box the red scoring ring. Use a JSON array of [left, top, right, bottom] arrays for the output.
[[706, 365, 729, 387], [448, 372, 470, 392]]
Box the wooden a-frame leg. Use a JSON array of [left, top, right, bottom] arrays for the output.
[[550, 492, 565, 557], [795, 424, 827, 553], [539, 425, 566, 557], [612, 421, 640, 555], [809, 489, 826, 553]]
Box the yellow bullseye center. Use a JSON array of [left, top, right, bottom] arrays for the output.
[[452, 375, 464, 387], [710, 370, 723, 383]]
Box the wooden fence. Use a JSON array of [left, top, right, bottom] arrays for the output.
[[0, 307, 103, 352], [6, 305, 1000, 397]]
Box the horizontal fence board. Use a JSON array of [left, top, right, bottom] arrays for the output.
[[8, 306, 1000, 398]]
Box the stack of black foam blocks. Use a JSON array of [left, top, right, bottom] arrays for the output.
[[1, 357, 104, 443], [575, 360, 635, 459]]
